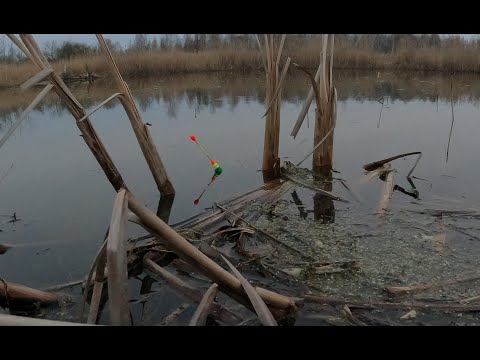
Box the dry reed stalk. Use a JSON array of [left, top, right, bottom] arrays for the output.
[[363, 152, 422, 172], [304, 294, 480, 312], [143, 258, 242, 325], [87, 248, 107, 324], [385, 273, 480, 296], [221, 255, 277, 326], [0, 84, 53, 151], [20, 68, 54, 90], [260, 34, 288, 174], [189, 283, 219, 326], [106, 189, 130, 326], [0, 279, 67, 307], [7, 34, 127, 192], [377, 170, 395, 214], [127, 192, 297, 317], [96, 34, 175, 195]]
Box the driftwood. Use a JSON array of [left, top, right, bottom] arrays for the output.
[[189, 283, 219, 326], [0, 279, 68, 308], [144, 258, 242, 325], [221, 255, 277, 326], [385, 273, 480, 296], [304, 294, 480, 312]]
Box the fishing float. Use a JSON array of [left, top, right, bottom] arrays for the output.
[[190, 134, 223, 175]]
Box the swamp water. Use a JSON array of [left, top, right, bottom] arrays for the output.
[[1, 70, 480, 325]]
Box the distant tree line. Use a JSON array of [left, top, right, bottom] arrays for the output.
[[0, 34, 479, 63]]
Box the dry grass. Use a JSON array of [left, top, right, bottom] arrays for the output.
[[2, 43, 480, 87]]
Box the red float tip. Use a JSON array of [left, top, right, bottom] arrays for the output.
[[190, 134, 197, 142], [210, 159, 216, 165], [194, 199, 199, 205]]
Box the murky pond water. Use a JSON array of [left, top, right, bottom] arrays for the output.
[[1, 70, 479, 324]]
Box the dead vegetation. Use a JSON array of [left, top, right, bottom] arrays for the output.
[[1, 34, 480, 326]]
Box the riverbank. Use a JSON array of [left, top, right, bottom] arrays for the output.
[[2, 44, 480, 87]]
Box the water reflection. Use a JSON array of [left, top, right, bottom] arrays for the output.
[[157, 194, 175, 224], [193, 171, 221, 206], [4, 70, 480, 124], [313, 166, 335, 224]]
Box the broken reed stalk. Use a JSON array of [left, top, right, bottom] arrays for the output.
[[0, 84, 53, 151], [143, 258, 242, 325], [81, 231, 108, 321], [106, 189, 130, 326], [293, 35, 336, 170], [385, 273, 480, 296], [221, 255, 277, 326], [87, 247, 107, 324], [312, 35, 336, 171], [0, 279, 68, 307], [189, 283, 219, 326], [7, 34, 127, 192], [304, 294, 480, 312], [363, 152, 421, 172], [127, 192, 297, 318], [260, 34, 287, 175], [377, 170, 395, 214], [96, 34, 175, 195]]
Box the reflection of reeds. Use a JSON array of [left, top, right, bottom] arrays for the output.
[[446, 77, 455, 163], [1, 71, 479, 125]]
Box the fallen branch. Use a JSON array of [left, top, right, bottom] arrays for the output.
[[385, 273, 480, 296], [221, 255, 277, 326], [189, 283, 219, 326], [304, 294, 480, 312]]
